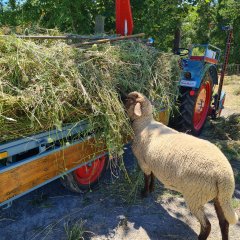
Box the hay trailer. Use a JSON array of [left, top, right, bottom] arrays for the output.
[[175, 26, 233, 135], [0, 0, 143, 208], [0, 111, 169, 208]]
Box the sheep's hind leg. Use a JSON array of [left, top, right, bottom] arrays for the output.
[[198, 217, 211, 240], [186, 200, 211, 240], [214, 198, 229, 240]]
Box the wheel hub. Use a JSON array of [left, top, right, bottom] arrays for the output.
[[193, 80, 211, 131], [195, 89, 206, 113]]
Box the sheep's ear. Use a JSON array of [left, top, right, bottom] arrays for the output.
[[134, 102, 142, 117]]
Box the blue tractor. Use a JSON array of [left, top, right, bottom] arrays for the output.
[[175, 27, 232, 135], [175, 44, 221, 135]]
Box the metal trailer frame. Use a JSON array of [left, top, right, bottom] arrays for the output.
[[0, 121, 88, 160], [0, 120, 106, 208], [0, 110, 169, 208]]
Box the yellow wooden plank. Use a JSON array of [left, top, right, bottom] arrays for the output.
[[0, 152, 8, 160], [0, 138, 106, 204], [155, 109, 169, 125]]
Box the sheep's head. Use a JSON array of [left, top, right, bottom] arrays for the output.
[[125, 91, 153, 121]]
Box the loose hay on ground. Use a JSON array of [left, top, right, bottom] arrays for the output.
[[203, 114, 240, 161]]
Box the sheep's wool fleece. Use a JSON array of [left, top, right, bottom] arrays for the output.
[[132, 120, 238, 223]]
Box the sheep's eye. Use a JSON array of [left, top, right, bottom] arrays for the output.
[[125, 98, 133, 108]]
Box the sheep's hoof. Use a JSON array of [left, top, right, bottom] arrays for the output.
[[141, 189, 149, 198]]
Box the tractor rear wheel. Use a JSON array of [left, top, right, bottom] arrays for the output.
[[178, 73, 213, 135], [61, 155, 107, 193]]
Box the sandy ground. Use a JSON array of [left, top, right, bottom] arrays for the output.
[[220, 75, 240, 117], [0, 76, 240, 240]]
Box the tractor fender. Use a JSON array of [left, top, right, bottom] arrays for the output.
[[179, 61, 218, 89], [199, 64, 218, 87]]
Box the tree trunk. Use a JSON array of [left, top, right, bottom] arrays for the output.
[[173, 27, 181, 54]]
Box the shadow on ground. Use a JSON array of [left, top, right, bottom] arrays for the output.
[[0, 182, 198, 240], [0, 146, 198, 240], [1, 113, 240, 240]]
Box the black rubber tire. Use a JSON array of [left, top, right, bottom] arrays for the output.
[[177, 72, 213, 136], [60, 157, 108, 193]]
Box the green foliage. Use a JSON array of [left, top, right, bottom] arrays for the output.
[[231, 198, 240, 209], [181, 0, 240, 63], [0, 0, 104, 34], [0, 1, 239, 62], [130, 0, 194, 51]]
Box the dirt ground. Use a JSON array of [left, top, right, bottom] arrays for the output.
[[0, 76, 240, 240], [220, 75, 240, 117]]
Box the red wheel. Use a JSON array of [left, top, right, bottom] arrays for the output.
[[74, 155, 106, 186], [193, 80, 212, 132], [177, 73, 213, 135], [60, 155, 107, 192]]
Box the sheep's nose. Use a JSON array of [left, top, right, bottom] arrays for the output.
[[118, 89, 128, 103], [124, 99, 134, 109]]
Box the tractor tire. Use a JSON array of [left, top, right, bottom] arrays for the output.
[[177, 72, 213, 135], [61, 155, 107, 193]]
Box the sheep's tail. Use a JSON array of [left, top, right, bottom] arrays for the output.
[[217, 179, 239, 224]]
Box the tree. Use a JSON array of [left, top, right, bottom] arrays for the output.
[[0, 0, 239, 63]]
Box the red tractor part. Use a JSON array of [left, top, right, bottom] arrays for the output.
[[116, 0, 134, 35]]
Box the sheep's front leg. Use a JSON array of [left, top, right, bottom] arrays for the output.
[[135, 156, 152, 198], [141, 173, 151, 198], [149, 172, 155, 193], [141, 172, 155, 197]]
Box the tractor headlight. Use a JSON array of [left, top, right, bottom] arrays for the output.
[[184, 72, 192, 79]]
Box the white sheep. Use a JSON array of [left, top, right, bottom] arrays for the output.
[[125, 91, 238, 240]]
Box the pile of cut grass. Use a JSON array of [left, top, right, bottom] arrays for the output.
[[0, 35, 180, 156]]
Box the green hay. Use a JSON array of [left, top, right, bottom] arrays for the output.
[[64, 219, 86, 240], [0, 35, 180, 156]]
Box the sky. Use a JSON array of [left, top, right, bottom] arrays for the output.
[[1, 0, 26, 5]]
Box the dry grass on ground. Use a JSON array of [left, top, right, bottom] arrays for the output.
[[220, 75, 240, 115]]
